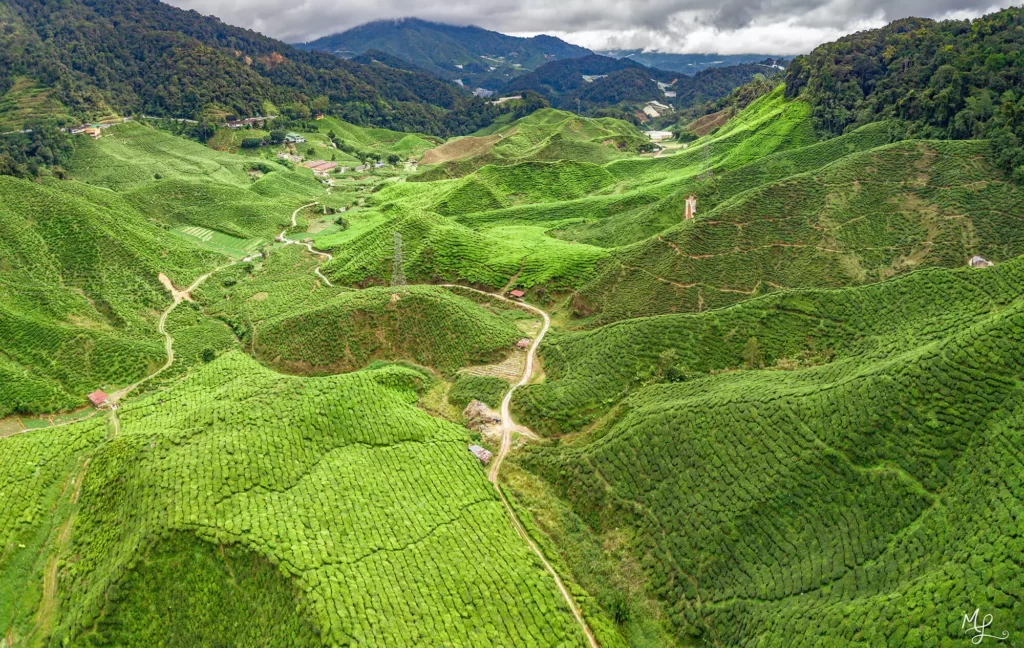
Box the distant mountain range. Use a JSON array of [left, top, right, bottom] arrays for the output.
[[599, 51, 786, 74], [502, 54, 781, 118], [0, 0, 538, 136], [297, 18, 592, 90]]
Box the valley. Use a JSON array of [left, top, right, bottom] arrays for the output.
[[1, 2, 1023, 647]]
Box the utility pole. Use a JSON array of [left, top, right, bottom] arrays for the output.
[[577, 97, 581, 115], [700, 138, 713, 182]]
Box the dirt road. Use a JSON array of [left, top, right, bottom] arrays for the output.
[[279, 202, 335, 286], [441, 285, 598, 648]]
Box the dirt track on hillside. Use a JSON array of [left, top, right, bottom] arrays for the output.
[[440, 284, 598, 648]]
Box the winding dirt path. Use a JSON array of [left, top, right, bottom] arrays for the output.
[[279, 202, 335, 286], [441, 285, 598, 648], [109, 263, 236, 404]]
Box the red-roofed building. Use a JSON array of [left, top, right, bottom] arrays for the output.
[[87, 390, 109, 408], [516, 338, 531, 349], [509, 289, 525, 299]]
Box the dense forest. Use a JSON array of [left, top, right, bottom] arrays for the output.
[[785, 6, 1024, 180], [0, 0, 524, 136]]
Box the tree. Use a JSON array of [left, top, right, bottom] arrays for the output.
[[743, 337, 764, 369], [387, 154, 400, 165]]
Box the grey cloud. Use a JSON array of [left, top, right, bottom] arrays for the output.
[[165, 0, 1018, 52]]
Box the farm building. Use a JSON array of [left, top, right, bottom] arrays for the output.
[[302, 160, 338, 175], [969, 255, 993, 268], [468, 445, 493, 465], [647, 130, 673, 141], [87, 390, 109, 408], [284, 133, 306, 143], [516, 338, 531, 349], [642, 105, 661, 119], [509, 289, 525, 299]]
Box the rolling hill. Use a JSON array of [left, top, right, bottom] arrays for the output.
[[516, 257, 1024, 645], [2, 5, 1024, 648], [0, 354, 591, 646]]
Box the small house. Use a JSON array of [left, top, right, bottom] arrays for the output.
[[968, 255, 993, 268], [87, 389, 109, 408], [284, 133, 306, 144], [509, 289, 525, 299], [516, 338, 531, 349], [468, 445, 493, 465]]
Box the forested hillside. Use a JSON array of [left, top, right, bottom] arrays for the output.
[[785, 6, 1024, 179], [0, 0, 517, 135], [504, 54, 779, 116], [298, 18, 591, 90]]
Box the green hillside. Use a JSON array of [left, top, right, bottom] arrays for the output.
[[416, 108, 649, 179], [0, 175, 217, 416], [3, 6, 1024, 646], [517, 260, 1024, 645], [574, 137, 1024, 324], [0, 0, 512, 136], [70, 122, 325, 239], [515, 257, 1024, 434], [0, 354, 589, 646]]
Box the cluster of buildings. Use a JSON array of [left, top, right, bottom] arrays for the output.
[[223, 116, 273, 129], [642, 100, 673, 120]]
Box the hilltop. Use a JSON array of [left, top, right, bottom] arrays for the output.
[[297, 18, 592, 91]]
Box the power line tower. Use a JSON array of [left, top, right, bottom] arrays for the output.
[[391, 230, 407, 287], [700, 139, 714, 182]]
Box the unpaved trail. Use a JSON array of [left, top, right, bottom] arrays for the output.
[[109, 262, 235, 404], [441, 285, 598, 648], [279, 202, 335, 286]]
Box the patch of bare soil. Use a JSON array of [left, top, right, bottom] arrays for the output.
[[420, 134, 501, 165], [688, 108, 733, 137]]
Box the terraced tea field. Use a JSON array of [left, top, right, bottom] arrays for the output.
[[3, 79, 1023, 648], [173, 225, 264, 259], [0, 355, 590, 647]]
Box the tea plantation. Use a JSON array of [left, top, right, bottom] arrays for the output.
[[2, 73, 1024, 648], [518, 281, 1024, 645], [0, 355, 588, 646]]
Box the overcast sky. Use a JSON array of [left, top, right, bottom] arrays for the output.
[[165, 0, 1020, 55]]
